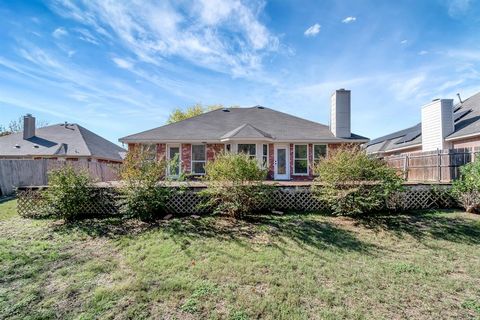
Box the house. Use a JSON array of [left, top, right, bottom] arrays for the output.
[[119, 89, 369, 180], [365, 91, 480, 156], [0, 114, 126, 163]]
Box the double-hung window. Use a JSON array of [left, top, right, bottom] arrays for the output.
[[191, 144, 206, 175], [294, 144, 308, 175], [237, 144, 256, 159], [313, 144, 327, 163], [141, 144, 157, 161]]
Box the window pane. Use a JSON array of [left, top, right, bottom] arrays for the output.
[[192, 145, 206, 161], [277, 149, 286, 174], [294, 159, 308, 174], [141, 144, 157, 161], [314, 145, 327, 159], [238, 144, 256, 156], [295, 145, 307, 159], [192, 162, 205, 174], [169, 147, 180, 176], [263, 144, 268, 156]]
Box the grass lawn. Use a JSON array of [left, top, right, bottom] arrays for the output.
[[1, 199, 480, 319]]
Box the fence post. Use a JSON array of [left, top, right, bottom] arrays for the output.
[[437, 149, 441, 182], [403, 154, 409, 180]]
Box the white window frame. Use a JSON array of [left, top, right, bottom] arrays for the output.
[[191, 144, 206, 175], [313, 144, 328, 162], [167, 144, 181, 178], [293, 144, 309, 175], [237, 143, 257, 159], [262, 144, 269, 168]]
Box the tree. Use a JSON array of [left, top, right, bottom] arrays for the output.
[[0, 116, 49, 137], [312, 145, 403, 215], [200, 152, 271, 219], [452, 158, 480, 213], [167, 104, 224, 124]]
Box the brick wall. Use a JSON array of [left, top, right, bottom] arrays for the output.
[[268, 143, 274, 179], [206, 144, 224, 162], [157, 144, 166, 161], [181, 144, 192, 173], [452, 136, 480, 149]]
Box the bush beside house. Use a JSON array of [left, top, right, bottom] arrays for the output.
[[313, 145, 404, 215], [452, 158, 480, 213]]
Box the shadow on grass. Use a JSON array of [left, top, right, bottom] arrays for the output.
[[353, 210, 480, 245], [51, 212, 375, 254]]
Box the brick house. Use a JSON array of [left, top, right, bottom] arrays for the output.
[[119, 89, 368, 181], [366, 91, 480, 156]]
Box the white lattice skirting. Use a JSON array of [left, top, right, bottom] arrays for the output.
[[16, 185, 457, 218]]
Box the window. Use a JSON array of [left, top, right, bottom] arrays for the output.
[[167, 145, 180, 177], [262, 144, 268, 168], [294, 144, 308, 175], [313, 144, 327, 162], [237, 144, 256, 159], [141, 144, 157, 161], [191, 144, 206, 174], [226, 144, 231, 152]]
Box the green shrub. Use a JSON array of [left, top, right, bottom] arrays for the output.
[[201, 152, 270, 219], [43, 165, 93, 221], [452, 158, 480, 213], [313, 145, 403, 215], [119, 150, 170, 220]]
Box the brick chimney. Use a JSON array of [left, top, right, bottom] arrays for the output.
[[421, 99, 454, 151], [23, 114, 35, 140], [330, 89, 351, 138]]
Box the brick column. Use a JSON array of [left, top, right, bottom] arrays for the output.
[[181, 144, 192, 174], [268, 143, 274, 179], [308, 143, 314, 179], [207, 144, 225, 162], [289, 143, 294, 179], [157, 144, 166, 161]]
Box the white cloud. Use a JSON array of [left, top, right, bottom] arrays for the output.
[[401, 39, 408, 44], [52, 27, 68, 38], [342, 16, 357, 23], [418, 50, 429, 55], [112, 57, 133, 69], [304, 23, 321, 37], [446, 0, 472, 17], [49, 0, 279, 78]]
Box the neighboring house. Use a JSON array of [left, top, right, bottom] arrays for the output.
[[119, 89, 369, 181], [365, 91, 480, 156], [0, 114, 126, 163]]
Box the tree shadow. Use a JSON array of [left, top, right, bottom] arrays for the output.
[[51, 212, 375, 254], [353, 210, 480, 245]]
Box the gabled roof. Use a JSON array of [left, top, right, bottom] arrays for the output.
[[0, 123, 126, 161], [220, 123, 274, 141], [365, 91, 480, 154], [120, 106, 369, 143]]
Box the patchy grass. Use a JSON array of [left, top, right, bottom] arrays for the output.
[[0, 200, 479, 319]]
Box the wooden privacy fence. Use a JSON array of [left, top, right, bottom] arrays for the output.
[[17, 184, 457, 218], [0, 159, 120, 196], [384, 147, 480, 182]]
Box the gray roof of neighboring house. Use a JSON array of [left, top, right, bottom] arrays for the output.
[[119, 106, 369, 143], [365, 91, 480, 154], [0, 123, 126, 161]]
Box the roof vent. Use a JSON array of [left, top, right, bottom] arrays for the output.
[[222, 108, 230, 112], [33, 145, 39, 148], [14, 144, 20, 149], [256, 106, 265, 109], [432, 98, 440, 102]]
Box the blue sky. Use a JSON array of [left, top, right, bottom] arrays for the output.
[[0, 0, 480, 145]]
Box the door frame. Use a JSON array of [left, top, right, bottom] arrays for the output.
[[274, 144, 290, 180], [166, 144, 181, 178]]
